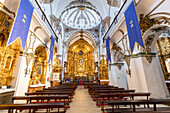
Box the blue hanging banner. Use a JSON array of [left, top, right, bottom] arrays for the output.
[[124, 1, 145, 53], [7, 0, 34, 51], [106, 37, 111, 64], [48, 36, 55, 64]]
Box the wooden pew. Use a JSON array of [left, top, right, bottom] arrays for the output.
[[88, 85, 119, 93], [38, 89, 75, 94], [99, 92, 151, 100], [12, 95, 70, 104], [89, 88, 125, 95], [106, 99, 170, 112], [42, 89, 74, 92], [12, 95, 71, 110], [98, 92, 151, 110], [0, 103, 65, 113], [84, 83, 99, 89], [49, 86, 75, 89], [25, 91, 74, 99], [91, 90, 135, 99]]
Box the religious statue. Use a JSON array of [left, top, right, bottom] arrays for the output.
[[79, 59, 83, 65]]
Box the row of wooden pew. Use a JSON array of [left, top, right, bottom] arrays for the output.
[[85, 83, 170, 113], [0, 83, 77, 113]]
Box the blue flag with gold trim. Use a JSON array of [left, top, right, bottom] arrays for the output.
[[124, 1, 145, 53], [106, 37, 111, 64], [7, 0, 34, 51], [48, 36, 55, 64]]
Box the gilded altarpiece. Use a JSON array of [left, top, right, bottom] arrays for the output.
[[99, 58, 109, 80], [29, 46, 47, 85], [0, 11, 21, 86], [156, 36, 170, 80], [67, 39, 95, 78], [52, 48, 62, 80], [52, 48, 62, 74]]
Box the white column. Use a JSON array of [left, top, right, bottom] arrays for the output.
[[109, 52, 118, 86], [126, 56, 168, 98], [59, 22, 65, 81], [98, 24, 102, 79], [46, 62, 52, 88], [12, 55, 33, 96], [58, 34, 62, 56], [61, 45, 65, 81], [97, 45, 100, 79]]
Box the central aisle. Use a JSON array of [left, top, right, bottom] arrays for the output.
[[67, 86, 102, 113]]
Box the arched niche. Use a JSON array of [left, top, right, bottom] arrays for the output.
[[29, 46, 47, 85], [5, 56, 12, 69]]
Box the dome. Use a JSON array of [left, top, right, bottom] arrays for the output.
[[60, 0, 102, 29]]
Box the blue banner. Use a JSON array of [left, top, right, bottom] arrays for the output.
[[48, 36, 55, 64], [106, 37, 111, 64], [7, 0, 34, 51], [124, 1, 145, 53]]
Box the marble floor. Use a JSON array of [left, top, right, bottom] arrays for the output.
[[67, 85, 102, 113]]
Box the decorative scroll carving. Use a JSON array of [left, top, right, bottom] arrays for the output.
[[139, 13, 170, 35], [139, 14, 157, 35], [50, 14, 61, 33], [144, 26, 168, 63], [124, 57, 131, 77], [101, 16, 111, 33], [112, 43, 124, 62]]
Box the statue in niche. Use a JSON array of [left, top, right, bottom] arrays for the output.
[[37, 67, 42, 75], [165, 58, 170, 73], [0, 33, 5, 46], [79, 59, 83, 65], [33, 60, 37, 68], [29, 71, 41, 85]]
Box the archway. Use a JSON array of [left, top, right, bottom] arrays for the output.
[[29, 46, 47, 85]]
